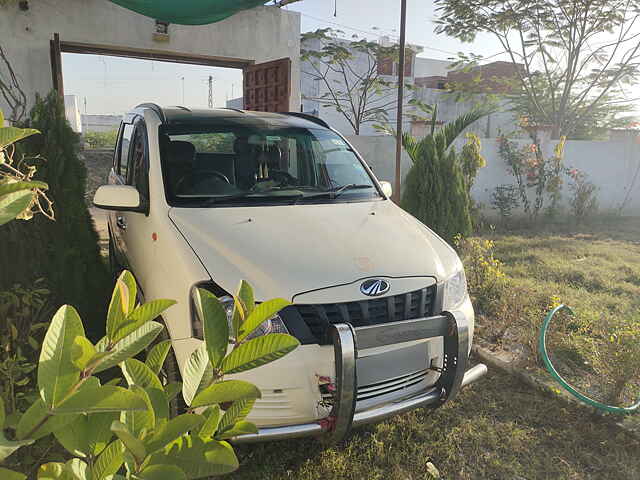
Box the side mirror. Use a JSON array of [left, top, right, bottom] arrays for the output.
[[379, 181, 393, 198], [93, 185, 141, 212]]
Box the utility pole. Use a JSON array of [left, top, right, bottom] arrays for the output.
[[208, 75, 214, 108], [181, 76, 185, 105], [393, 0, 407, 204]]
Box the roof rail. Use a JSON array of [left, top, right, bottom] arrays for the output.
[[136, 103, 165, 122], [173, 106, 192, 112], [280, 112, 330, 129], [221, 107, 246, 113]]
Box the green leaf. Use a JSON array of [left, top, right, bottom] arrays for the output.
[[215, 420, 258, 440], [38, 305, 85, 409], [112, 300, 176, 344], [191, 380, 261, 409], [0, 126, 39, 148], [37, 462, 65, 479], [53, 385, 147, 414], [145, 340, 172, 375], [0, 467, 26, 480], [93, 321, 164, 374], [138, 465, 186, 480], [237, 298, 290, 342], [121, 385, 154, 436], [0, 433, 32, 462], [0, 396, 5, 429], [217, 398, 256, 433], [92, 440, 124, 480], [232, 281, 254, 337], [147, 435, 239, 478], [110, 421, 146, 464], [0, 180, 48, 196], [195, 288, 229, 369], [0, 188, 33, 226], [16, 398, 79, 440], [105, 271, 137, 343], [198, 406, 221, 439], [54, 412, 117, 457], [221, 334, 300, 375], [71, 336, 97, 371], [144, 414, 204, 454], [64, 458, 89, 480], [181, 343, 213, 407], [121, 358, 162, 391], [146, 387, 169, 428]]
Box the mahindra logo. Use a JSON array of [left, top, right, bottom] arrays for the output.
[[360, 278, 390, 297]]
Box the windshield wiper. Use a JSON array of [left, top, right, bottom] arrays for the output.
[[201, 191, 304, 206], [329, 183, 374, 199]]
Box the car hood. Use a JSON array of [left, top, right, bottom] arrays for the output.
[[168, 200, 461, 301]]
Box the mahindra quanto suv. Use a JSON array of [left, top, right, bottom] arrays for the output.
[[93, 103, 487, 443]]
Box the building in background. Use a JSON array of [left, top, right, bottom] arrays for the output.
[[81, 114, 122, 133], [63, 95, 82, 133]]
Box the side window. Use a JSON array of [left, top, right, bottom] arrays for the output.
[[117, 124, 135, 178], [127, 124, 149, 200]]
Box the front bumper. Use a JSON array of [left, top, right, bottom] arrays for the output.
[[233, 311, 487, 443]]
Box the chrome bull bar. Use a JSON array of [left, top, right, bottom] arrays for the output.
[[233, 311, 487, 444]]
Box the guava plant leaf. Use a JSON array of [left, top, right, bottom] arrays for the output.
[[144, 414, 204, 454], [112, 300, 176, 344], [0, 180, 48, 196], [53, 386, 146, 414], [138, 464, 186, 480], [147, 435, 239, 478], [221, 334, 300, 375], [37, 462, 65, 479], [16, 398, 78, 440], [38, 305, 85, 409], [195, 288, 229, 369], [54, 411, 117, 458], [198, 405, 221, 439], [93, 321, 164, 374], [0, 126, 39, 148], [145, 340, 172, 375], [181, 343, 213, 407], [0, 189, 33, 226], [146, 387, 169, 428], [0, 467, 26, 480], [0, 435, 32, 462], [231, 281, 253, 337], [92, 440, 124, 480], [70, 336, 97, 371], [121, 385, 154, 437], [215, 420, 258, 440], [64, 458, 89, 480], [105, 271, 137, 342], [217, 398, 256, 433], [121, 358, 163, 391], [165, 382, 182, 403], [111, 421, 146, 465], [191, 380, 261, 409], [237, 298, 290, 342]]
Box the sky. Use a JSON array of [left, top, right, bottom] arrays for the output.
[[62, 0, 504, 115]]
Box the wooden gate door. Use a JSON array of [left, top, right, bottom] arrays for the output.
[[243, 58, 291, 112]]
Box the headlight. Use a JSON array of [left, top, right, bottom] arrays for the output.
[[218, 296, 288, 341], [443, 269, 468, 311]]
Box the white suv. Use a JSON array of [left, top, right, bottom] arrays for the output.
[[93, 104, 486, 443]]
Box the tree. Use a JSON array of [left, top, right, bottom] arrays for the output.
[[0, 93, 111, 339], [301, 28, 415, 135], [435, 0, 640, 139], [400, 106, 490, 243]]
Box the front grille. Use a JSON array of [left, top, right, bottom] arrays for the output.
[[357, 369, 429, 402], [294, 285, 436, 344]]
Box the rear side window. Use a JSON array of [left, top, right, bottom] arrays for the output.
[[117, 124, 135, 178], [170, 133, 235, 153]]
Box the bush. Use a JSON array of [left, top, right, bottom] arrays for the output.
[[0, 93, 111, 339], [0, 271, 300, 478], [401, 108, 489, 244], [568, 169, 598, 221], [83, 130, 118, 149]]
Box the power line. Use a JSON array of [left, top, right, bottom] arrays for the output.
[[208, 75, 214, 108]]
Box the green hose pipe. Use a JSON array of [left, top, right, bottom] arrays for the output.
[[539, 304, 640, 414]]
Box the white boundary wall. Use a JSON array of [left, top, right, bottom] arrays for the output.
[[352, 134, 640, 215], [0, 0, 301, 114]]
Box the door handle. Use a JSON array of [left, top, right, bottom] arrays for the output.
[[116, 216, 127, 231]]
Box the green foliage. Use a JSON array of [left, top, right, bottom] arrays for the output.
[[0, 93, 111, 339], [82, 130, 118, 150], [435, 0, 640, 139], [400, 107, 489, 243], [567, 169, 598, 222], [490, 184, 519, 221], [301, 28, 416, 135], [0, 271, 299, 478]]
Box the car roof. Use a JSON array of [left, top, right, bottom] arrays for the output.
[[134, 103, 330, 130]]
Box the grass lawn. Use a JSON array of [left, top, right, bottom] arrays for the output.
[[231, 217, 640, 480]]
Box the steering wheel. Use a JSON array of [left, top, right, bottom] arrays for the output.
[[174, 171, 230, 194]]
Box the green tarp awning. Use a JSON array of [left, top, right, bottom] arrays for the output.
[[109, 0, 270, 25]]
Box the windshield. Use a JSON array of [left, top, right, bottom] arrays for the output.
[[159, 124, 381, 206]]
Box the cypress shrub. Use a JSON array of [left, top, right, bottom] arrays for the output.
[[0, 92, 111, 338], [400, 108, 488, 244]]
